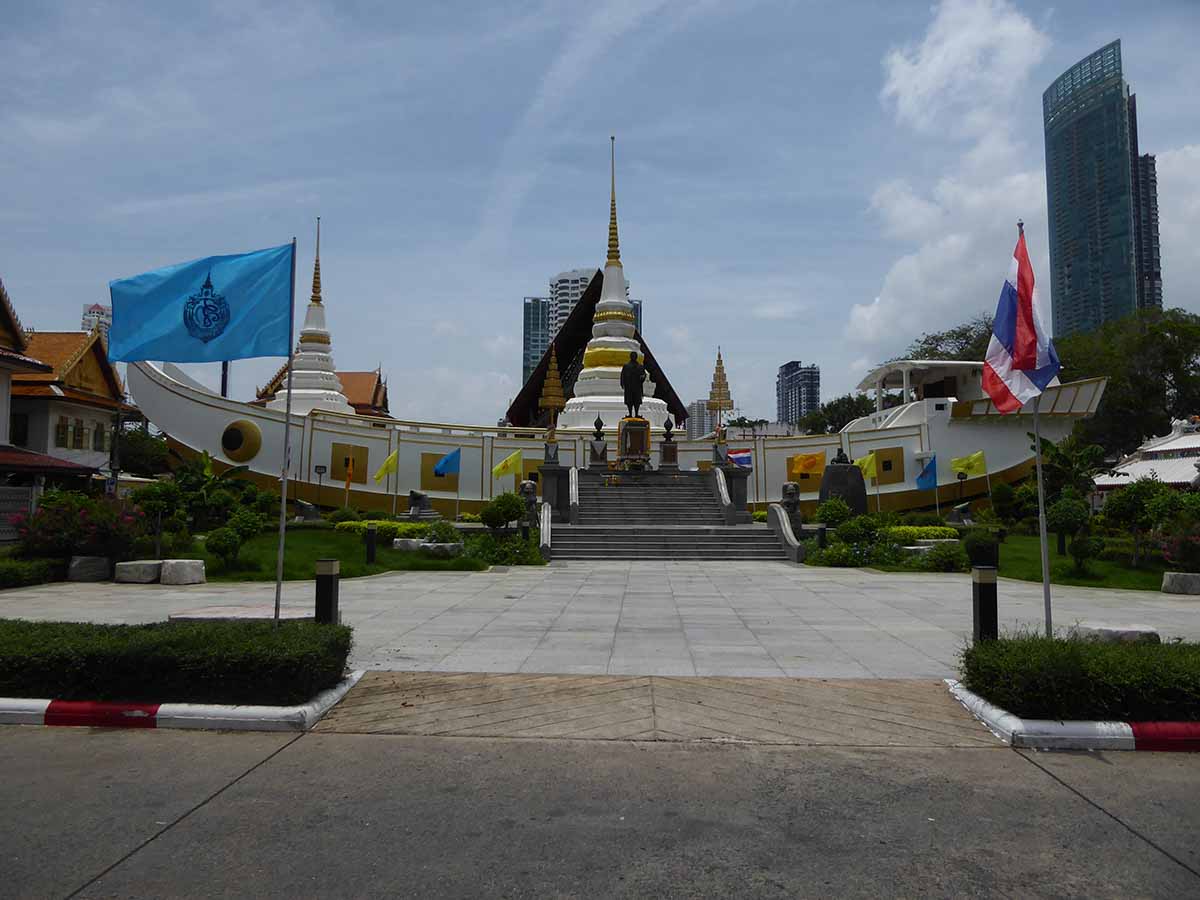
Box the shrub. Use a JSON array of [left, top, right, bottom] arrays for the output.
[[458, 512, 481, 523], [1046, 490, 1090, 555], [0, 558, 64, 589], [1069, 531, 1104, 574], [254, 491, 280, 517], [228, 505, 267, 542], [961, 635, 1200, 721], [1012, 516, 1039, 536], [465, 532, 545, 565], [752, 510, 768, 523], [165, 529, 195, 555], [907, 541, 968, 573], [333, 520, 428, 543], [1105, 477, 1174, 567], [0, 619, 352, 706], [835, 515, 878, 545], [205, 527, 241, 569], [326, 507, 360, 524], [1159, 515, 1200, 572], [491, 492, 526, 525], [14, 491, 144, 561], [879, 525, 959, 544], [962, 528, 999, 567], [805, 542, 866, 568], [1012, 481, 1041, 521], [812, 497, 852, 528], [990, 481, 1017, 522], [426, 520, 461, 544], [867, 541, 904, 567], [899, 511, 945, 527]]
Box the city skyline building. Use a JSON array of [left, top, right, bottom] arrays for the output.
[[776, 360, 820, 425], [1043, 39, 1162, 338], [685, 399, 715, 440], [521, 296, 551, 384], [81, 303, 111, 342]]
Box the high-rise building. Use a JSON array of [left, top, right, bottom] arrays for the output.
[[776, 361, 820, 424], [522, 296, 551, 384], [550, 268, 597, 335], [1043, 39, 1163, 338], [685, 399, 715, 440], [81, 303, 111, 342]]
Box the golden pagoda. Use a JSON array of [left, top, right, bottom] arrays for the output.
[[538, 343, 566, 440], [707, 347, 734, 439]]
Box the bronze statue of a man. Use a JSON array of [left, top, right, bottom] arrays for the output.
[[619, 351, 646, 418]]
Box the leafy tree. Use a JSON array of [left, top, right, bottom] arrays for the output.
[[1055, 308, 1200, 456], [1103, 477, 1172, 567], [1069, 530, 1104, 575], [727, 416, 770, 431], [990, 481, 1017, 522], [205, 527, 241, 569], [1046, 490, 1090, 556], [800, 393, 877, 434], [116, 429, 170, 476], [813, 497, 852, 528], [228, 505, 267, 542], [902, 314, 993, 361], [1032, 433, 1113, 499], [129, 481, 183, 557]]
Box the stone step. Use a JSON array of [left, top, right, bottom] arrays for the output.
[[552, 550, 786, 559]]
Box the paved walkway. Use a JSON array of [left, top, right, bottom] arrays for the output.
[[2, 561, 1197, 677], [316, 672, 996, 745]]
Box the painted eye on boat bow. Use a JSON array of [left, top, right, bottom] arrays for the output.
[[221, 419, 262, 463]]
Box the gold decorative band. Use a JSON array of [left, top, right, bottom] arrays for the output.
[[594, 310, 635, 323], [583, 348, 644, 368]]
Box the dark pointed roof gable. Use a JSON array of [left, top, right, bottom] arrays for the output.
[[505, 270, 688, 427]]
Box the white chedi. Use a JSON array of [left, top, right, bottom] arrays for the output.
[[559, 140, 669, 431], [266, 224, 353, 416]]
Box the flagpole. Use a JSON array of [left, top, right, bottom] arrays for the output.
[[392, 428, 400, 518], [1033, 394, 1053, 636], [272, 237, 298, 628]]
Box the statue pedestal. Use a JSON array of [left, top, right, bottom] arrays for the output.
[[659, 441, 679, 471], [618, 418, 651, 470]]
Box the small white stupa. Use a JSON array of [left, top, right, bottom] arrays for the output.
[[558, 138, 670, 431], [267, 218, 353, 416]]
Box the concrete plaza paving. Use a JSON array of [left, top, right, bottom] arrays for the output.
[[2, 561, 1197, 678]]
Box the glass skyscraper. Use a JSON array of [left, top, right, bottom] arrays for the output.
[[522, 296, 551, 384], [776, 361, 820, 425], [1043, 39, 1162, 338]]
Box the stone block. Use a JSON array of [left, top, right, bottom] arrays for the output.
[[115, 560, 162, 583], [419, 541, 464, 559], [393, 538, 423, 552], [1161, 571, 1200, 595], [160, 559, 206, 585], [1069, 622, 1161, 644], [68, 556, 110, 582]]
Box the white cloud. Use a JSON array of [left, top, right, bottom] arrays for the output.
[[483, 333, 517, 358], [850, 0, 1050, 359], [750, 300, 805, 320], [881, 0, 1049, 136]]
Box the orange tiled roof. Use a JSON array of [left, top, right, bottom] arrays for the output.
[[257, 366, 388, 415], [10, 383, 135, 412]]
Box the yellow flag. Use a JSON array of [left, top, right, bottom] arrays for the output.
[[373, 449, 399, 484], [854, 451, 877, 479], [951, 450, 987, 477], [788, 450, 826, 480], [492, 449, 522, 480]]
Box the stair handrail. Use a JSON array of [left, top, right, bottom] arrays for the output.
[[711, 465, 737, 525], [766, 503, 803, 563], [539, 501, 552, 560], [568, 467, 580, 524]]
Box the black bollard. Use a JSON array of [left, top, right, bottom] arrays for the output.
[[315, 558, 340, 624], [817, 524, 827, 549], [365, 523, 377, 565], [972, 566, 998, 643]]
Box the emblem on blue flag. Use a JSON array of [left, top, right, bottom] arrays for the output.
[[182, 272, 231, 343]]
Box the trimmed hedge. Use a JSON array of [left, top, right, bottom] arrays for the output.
[[0, 558, 64, 589], [880, 525, 959, 544], [0, 619, 352, 705], [961, 635, 1200, 721], [333, 520, 430, 542]]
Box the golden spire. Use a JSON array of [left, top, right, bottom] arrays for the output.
[[606, 136, 622, 267], [310, 216, 323, 304], [707, 346, 733, 412]]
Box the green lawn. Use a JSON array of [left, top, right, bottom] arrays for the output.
[[191, 529, 486, 581], [997, 533, 1167, 592]]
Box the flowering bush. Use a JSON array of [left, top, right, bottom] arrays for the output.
[[13, 490, 145, 561], [1159, 515, 1200, 572]]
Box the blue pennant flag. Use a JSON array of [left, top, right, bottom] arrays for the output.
[[916, 455, 937, 491], [433, 447, 461, 477], [108, 243, 294, 363]]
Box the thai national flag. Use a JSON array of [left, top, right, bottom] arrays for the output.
[[727, 448, 752, 468], [982, 228, 1060, 414]]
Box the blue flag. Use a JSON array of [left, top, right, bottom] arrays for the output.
[[433, 448, 461, 476], [916, 455, 937, 491], [108, 243, 294, 363]]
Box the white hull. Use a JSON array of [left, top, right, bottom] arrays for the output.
[[128, 362, 1105, 512]]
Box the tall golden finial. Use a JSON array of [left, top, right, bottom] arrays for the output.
[[311, 216, 323, 304], [606, 136, 622, 267]]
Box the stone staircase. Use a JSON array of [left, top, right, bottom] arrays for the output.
[[551, 471, 786, 561]]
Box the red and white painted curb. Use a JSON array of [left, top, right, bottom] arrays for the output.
[[0, 671, 364, 733], [947, 679, 1200, 752]]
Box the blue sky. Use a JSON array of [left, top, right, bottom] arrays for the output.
[[3, 0, 1198, 424]]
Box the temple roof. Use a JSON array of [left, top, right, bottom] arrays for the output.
[[505, 270, 688, 427], [15, 330, 132, 411], [256, 365, 388, 416]]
